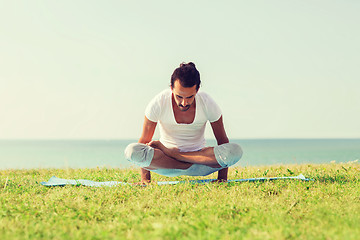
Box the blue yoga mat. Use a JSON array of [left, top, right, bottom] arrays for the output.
[[40, 174, 312, 187]]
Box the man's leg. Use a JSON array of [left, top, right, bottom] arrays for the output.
[[147, 141, 243, 168], [124, 143, 192, 170], [125, 142, 242, 169], [125, 143, 225, 177]]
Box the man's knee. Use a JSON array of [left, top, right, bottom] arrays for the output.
[[124, 143, 154, 168], [214, 143, 243, 168]]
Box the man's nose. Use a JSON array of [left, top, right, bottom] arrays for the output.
[[182, 99, 188, 106]]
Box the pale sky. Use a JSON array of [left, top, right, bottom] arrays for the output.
[[0, 0, 359, 140]]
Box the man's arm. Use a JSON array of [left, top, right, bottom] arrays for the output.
[[210, 116, 230, 181], [138, 116, 157, 183]]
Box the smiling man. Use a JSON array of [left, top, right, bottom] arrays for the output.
[[125, 62, 242, 183]]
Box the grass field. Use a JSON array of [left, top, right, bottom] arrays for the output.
[[1, 162, 359, 240]]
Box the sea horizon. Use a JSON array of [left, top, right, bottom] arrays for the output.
[[1, 137, 359, 140], [1, 138, 359, 170]]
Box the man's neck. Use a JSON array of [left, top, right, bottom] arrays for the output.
[[171, 95, 196, 124]]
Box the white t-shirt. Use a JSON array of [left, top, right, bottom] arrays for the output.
[[145, 89, 222, 152]]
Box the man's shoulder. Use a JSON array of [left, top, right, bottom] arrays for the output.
[[154, 89, 171, 98], [145, 89, 171, 120], [197, 90, 210, 98], [148, 89, 171, 106], [196, 91, 217, 104], [197, 90, 222, 121]]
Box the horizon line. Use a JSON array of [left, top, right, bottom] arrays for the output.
[[1, 137, 359, 141]]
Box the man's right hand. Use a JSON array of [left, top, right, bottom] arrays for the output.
[[138, 117, 157, 185], [133, 181, 151, 186], [140, 168, 151, 184]]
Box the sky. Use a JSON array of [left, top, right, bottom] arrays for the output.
[[0, 0, 359, 140]]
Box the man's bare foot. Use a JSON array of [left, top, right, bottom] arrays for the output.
[[148, 140, 180, 159], [147, 140, 165, 150]]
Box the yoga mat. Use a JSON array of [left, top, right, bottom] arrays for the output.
[[41, 174, 313, 187]]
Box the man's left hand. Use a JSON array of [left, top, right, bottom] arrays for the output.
[[211, 179, 227, 183]]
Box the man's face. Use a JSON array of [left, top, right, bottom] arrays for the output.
[[171, 80, 198, 112]]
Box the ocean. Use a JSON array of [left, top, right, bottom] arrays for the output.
[[0, 139, 359, 170]]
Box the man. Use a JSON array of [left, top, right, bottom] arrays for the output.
[[125, 62, 242, 183]]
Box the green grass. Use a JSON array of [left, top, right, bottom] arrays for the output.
[[1, 162, 359, 240]]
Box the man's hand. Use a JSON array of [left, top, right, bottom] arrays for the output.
[[133, 180, 152, 186], [140, 168, 151, 184], [133, 182, 148, 186], [217, 168, 228, 182], [211, 179, 227, 183], [138, 117, 157, 185]]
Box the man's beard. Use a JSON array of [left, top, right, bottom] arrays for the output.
[[178, 104, 191, 111]]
